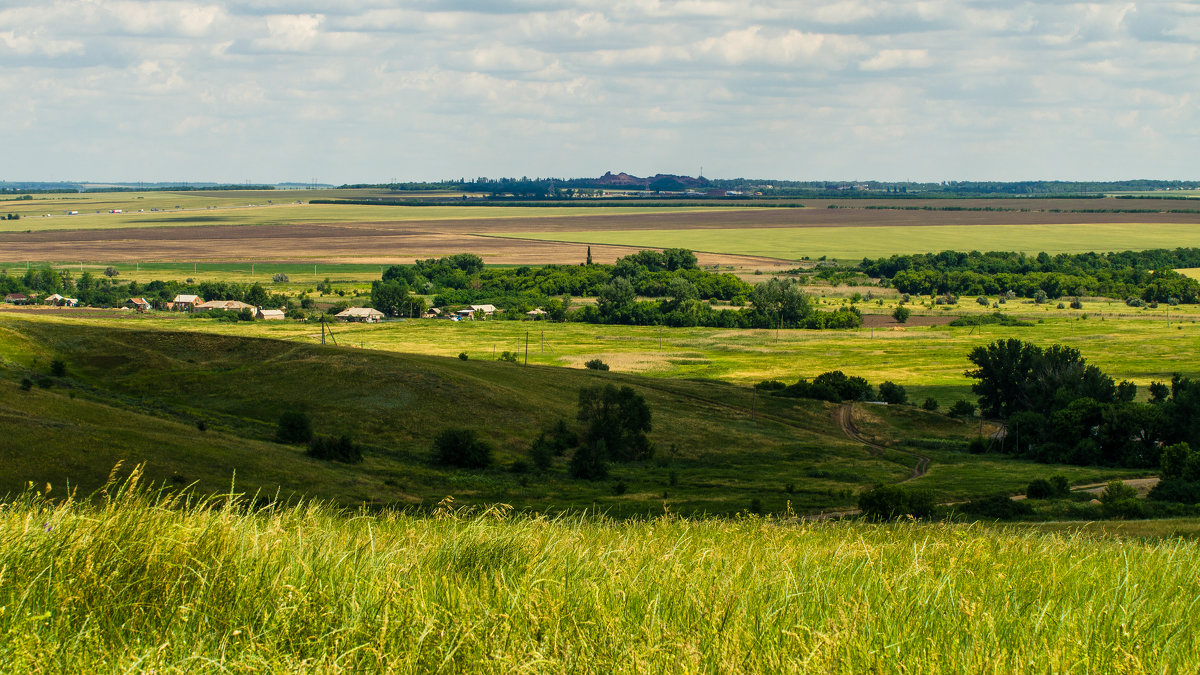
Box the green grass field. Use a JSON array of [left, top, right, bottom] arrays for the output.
[[509, 222, 1200, 260], [0, 191, 728, 233], [23, 299, 1193, 404], [4, 485, 1199, 672], [0, 314, 1141, 514]]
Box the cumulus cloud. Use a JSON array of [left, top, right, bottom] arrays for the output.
[[0, 0, 1196, 181]]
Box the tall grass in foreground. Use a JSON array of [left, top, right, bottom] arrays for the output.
[[2, 475, 1198, 673]]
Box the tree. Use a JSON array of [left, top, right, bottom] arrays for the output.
[[596, 277, 636, 320], [878, 381, 907, 405], [569, 438, 608, 480], [431, 428, 493, 469], [892, 305, 911, 323], [276, 411, 313, 444], [584, 358, 609, 371], [750, 278, 812, 327], [577, 384, 652, 462], [104, 266, 119, 278]]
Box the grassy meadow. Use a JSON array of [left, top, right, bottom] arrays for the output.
[[509, 222, 1200, 260], [3, 482, 1199, 672], [0, 314, 1141, 514], [18, 297, 1194, 404]]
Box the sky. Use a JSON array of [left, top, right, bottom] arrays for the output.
[[1, 1, 1198, 183]]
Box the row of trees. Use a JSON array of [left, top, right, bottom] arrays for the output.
[[0, 268, 289, 309], [372, 253, 864, 330], [860, 249, 1200, 303]]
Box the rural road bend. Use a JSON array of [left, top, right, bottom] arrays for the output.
[[837, 402, 931, 480]]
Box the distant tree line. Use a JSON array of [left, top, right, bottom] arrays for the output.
[[0, 267, 288, 308], [860, 248, 1200, 303], [372, 250, 863, 330]]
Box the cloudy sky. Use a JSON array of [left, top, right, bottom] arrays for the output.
[[2, 1, 1198, 183]]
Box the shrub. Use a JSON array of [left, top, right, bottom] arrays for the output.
[[1034, 290, 1048, 304], [1099, 480, 1142, 518], [1056, 303, 1065, 309], [497, 351, 519, 363], [755, 379, 786, 391], [877, 381, 907, 405], [1070, 297, 1083, 309], [892, 306, 911, 323], [612, 480, 627, 496], [858, 484, 936, 520], [948, 400, 976, 418], [1049, 475, 1070, 496], [922, 397, 938, 411], [1026, 478, 1055, 500], [584, 358, 609, 371], [959, 494, 1033, 520], [967, 437, 989, 454], [276, 411, 313, 444], [104, 266, 119, 278], [458, 352, 469, 361], [976, 296, 989, 306], [272, 273, 290, 283], [49, 359, 66, 377], [19, 378, 32, 391], [1148, 479, 1200, 504], [307, 434, 362, 463], [432, 428, 493, 469]]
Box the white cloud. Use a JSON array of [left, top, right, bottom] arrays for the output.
[[0, 0, 1196, 181], [859, 48, 931, 70]]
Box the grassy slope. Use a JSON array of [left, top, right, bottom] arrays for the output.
[[509, 222, 1200, 259], [3, 489, 1198, 672], [0, 315, 1138, 514]]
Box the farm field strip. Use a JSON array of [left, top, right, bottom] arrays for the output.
[[0, 199, 735, 234], [506, 222, 1200, 260]]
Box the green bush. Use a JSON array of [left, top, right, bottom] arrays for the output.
[[307, 435, 362, 463], [458, 352, 468, 361], [959, 494, 1033, 520], [276, 411, 313, 444], [1026, 479, 1055, 500], [948, 400, 976, 418], [922, 397, 938, 411], [584, 358, 609, 371], [892, 306, 911, 323], [432, 428, 493, 469], [50, 359, 66, 377], [1148, 479, 1200, 504], [857, 484, 936, 520]]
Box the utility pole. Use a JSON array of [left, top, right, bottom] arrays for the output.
[[525, 330, 529, 365]]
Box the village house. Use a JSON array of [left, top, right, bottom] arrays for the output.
[[4, 293, 31, 305], [525, 308, 547, 319], [126, 297, 152, 312], [469, 304, 498, 317], [194, 299, 256, 313], [335, 307, 385, 323], [44, 294, 79, 307], [256, 308, 286, 320], [171, 294, 203, 311], [423, 307, 442, 319]]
